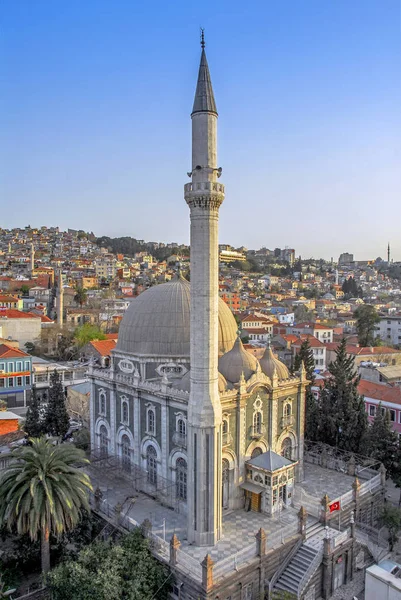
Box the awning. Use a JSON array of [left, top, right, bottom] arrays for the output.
[[240, 481, 263, 494]]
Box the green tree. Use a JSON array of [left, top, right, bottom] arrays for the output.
[[316, 338, 368, 453], [44, 370, 70, 438], [293, 339, 319, 441], [46, 529, 172, 600], [74, 286, 88, 307], [0, 438, 92, 573], [19, 284, 30, 296], [365, 404, 399, 476], [74, 323, 107, 348], [380, 505, 401, 551], [294, 304, 313, 323], [354, 304, 381, 347], [24, 385, 43, 438]]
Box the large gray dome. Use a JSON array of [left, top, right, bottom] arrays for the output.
[[116, 275, 238, 357]]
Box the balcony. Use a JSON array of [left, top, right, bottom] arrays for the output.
[[172, 432, 187, 448], [281, 415, 294, 429], [249, 424, 266, 439], [222, 432, 233, 447]]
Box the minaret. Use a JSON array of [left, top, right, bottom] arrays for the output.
[[57, 270, 64, 326], [184, 32, 224, 546], [30, 243, 35, 273], [388, 242, 390, 265]]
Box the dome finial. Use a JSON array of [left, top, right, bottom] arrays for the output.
[[200, 27, 205, 49]]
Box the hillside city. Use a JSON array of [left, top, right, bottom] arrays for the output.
[[1, 9, 399, 600]]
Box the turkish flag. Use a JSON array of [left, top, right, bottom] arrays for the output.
[[329, 501, 340, 513]]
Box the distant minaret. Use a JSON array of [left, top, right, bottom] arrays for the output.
[[57, 270, 64, 326], [30, 243, 35, 273], [388, 242, 390, 264], [335, 269, 339, 286], [185, 31, 224, 546]]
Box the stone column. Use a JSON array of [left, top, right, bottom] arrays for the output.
[[201, 554, 214, 592], [109, 386, 116, 454], [133, 390, 140, 470], [379, 463, 386, 487], [169, 534, 180, 567], [347, 454, 356, 476], [160, 401, 168, 480], [298, 506, 308, 540], [321, 494, 330, 526], [256, 528, 266, 556], [352, 477, 361, 521], [89, 376, 96, 453], [322, 528, 332, 600]]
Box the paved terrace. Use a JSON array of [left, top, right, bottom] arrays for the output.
[[87, 462, 300, 562], [299, 462, 357, 501]]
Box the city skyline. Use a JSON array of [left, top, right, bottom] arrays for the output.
[[1, 0, 400, 260]]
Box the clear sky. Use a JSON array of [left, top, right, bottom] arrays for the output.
[[1, 0, 400, 260]]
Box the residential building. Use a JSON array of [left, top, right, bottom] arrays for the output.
[[377, 315, 401, 346], [291, 322, 334, 344], [0, 344, 32, 409]]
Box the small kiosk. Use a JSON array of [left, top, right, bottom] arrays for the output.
[[242, 450, 298, 515]]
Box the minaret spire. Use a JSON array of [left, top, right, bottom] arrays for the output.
[[388, 242, 390, 264], [185, 36, 224, 546], [192, 30, 217, 116]]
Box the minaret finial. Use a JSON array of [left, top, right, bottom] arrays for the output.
[[200, 28, 205, 49]]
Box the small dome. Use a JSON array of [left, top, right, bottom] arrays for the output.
[[116, 275, 237, 357], [218, 336, 259, 384], [259, 345, 289, 380], [173, 370, 227, 393]]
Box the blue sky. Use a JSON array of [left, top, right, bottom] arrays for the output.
[[1, 0, 400, 260]]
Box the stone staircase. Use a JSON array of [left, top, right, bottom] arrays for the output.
[[273, 544, 319, 597], [305, 519, 325, 541]]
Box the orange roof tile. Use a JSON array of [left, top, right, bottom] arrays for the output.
[[89, 339, 116, 356], [0, 309, 40, 319], [358, 380, 401, 405], [0, 343, 30, 358]]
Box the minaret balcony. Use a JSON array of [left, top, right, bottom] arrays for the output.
[[222, 432, 233, 447], [172, 432, 187, 448], [184, 181, 225, 194], [249, 424, 266, 439]]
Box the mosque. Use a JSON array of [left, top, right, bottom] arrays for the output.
[[89, 34, 380, 599]]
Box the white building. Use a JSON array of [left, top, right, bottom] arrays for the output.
[[377, 316, 401, 346], [365, 560, 401, 600]]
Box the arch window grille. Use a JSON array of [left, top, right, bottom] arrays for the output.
[[122, 400, 129, 424], [253, 411, 262, 435], [177, 418, 186, 436], [251, 447, 263, 459], [121, 434, 131, 471], [281, 437, 292, 460], [99, 425, 108, 458], [99, 392, 106, 416], [147, 408, 156, 435], [222, 419, 228, 434], [176, 458, 187, 500], [282, 402, 293, 427], [146, 445, 157, 485]]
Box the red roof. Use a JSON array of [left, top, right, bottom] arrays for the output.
[[0, 295, 19, 303], [105, 333, 118, 340], [0, 343, 30, 358], [89, 339, 116, 356], [0, 309, 40, 319], [294, 322, 333, 331], [325, 343, 401, 356], [293, 334, 325, 348], [358, 380, 401, 406]]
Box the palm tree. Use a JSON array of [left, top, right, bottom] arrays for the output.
[[74, 286, 87, 307], [0, 438, 93, 574]]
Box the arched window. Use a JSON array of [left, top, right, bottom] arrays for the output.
[[281, 437, 292, 460], [251, 447, 263, 459], [253, 411, 262, 434], [146, 445, 157, 485], [99, 391, 106, 416], [147, 408, 155, 435], [176, 458, 187, 500], [177, 418, 186, 436], [121, 434, 131, 471], [99, 425, 108, 457], [222, 459, 230, 509], [222, 419, 228, 434], [254, 474, 263, 484], [122, 400, 129, 424], [284, 403, 292, 417]]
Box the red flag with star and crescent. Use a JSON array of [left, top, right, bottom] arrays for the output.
[[329, 501, 340, 513]]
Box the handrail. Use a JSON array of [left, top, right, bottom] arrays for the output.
[[268, 537, 302, 599], [297, 547, 323, 598]]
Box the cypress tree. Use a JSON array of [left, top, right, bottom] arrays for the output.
[[365, 403, 399, 476], [44, 370, 70, 438], [24, 385, 43, 438], [316, 338, 368, 453]]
